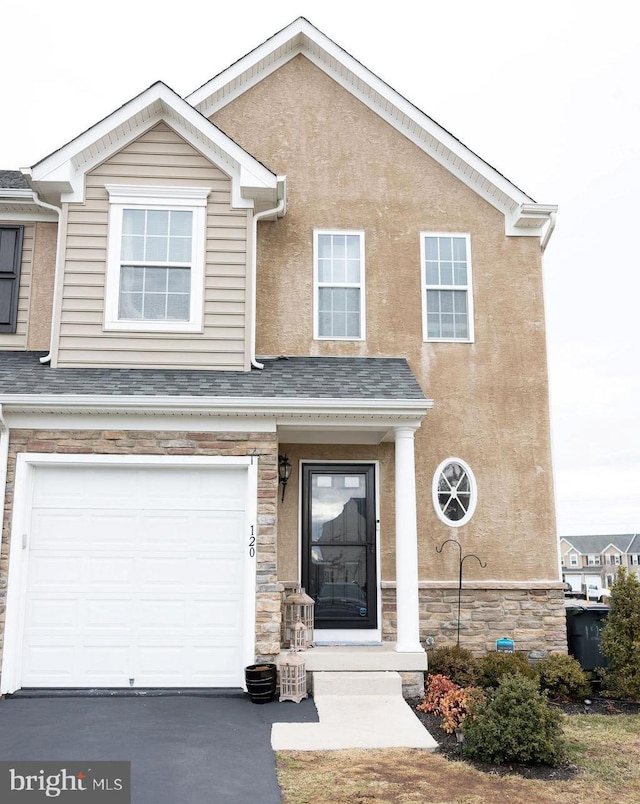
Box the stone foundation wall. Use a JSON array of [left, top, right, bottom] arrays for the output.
[[382, 585, 567, 655], [0, 428, 281, 668]]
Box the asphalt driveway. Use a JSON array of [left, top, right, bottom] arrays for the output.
[[0, 693, 318, 803]]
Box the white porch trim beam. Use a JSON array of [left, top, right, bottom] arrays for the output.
[[394, 425, 424, 653]]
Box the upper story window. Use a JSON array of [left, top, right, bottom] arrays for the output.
[[421, 233, 474, 342], [587, 554, 600, 566], [569, 553, 579, 567], [0, 225, 23, 333], [105, 185, 209, 332], [432, 457, 477, 527], [314, 230, 365, 340]]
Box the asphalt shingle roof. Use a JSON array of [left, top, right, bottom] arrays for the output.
[[0, 170, 29, 189], [561, 534, 636, 554], [0, 352, 426, 400]]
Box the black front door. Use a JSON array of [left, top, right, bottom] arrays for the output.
[[301, 463, 377, 629]]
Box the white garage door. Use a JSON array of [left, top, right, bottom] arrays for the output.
[[21, 463, 248, 688]]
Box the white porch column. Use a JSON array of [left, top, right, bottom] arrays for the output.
[[394, 425, 424, 653]]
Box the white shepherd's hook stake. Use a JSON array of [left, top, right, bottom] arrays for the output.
[[436, 539, 487, 647]]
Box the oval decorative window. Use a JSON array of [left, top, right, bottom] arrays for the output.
[[432, 458, 477, 527]]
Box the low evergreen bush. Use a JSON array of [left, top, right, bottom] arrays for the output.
[[426, 645, 479, 687], [535, 653, 590, 701], [462, 674, 567, 766], [477, 651, 537, 689]]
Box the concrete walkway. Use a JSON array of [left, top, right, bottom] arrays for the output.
[[271, 671, 437, 751]]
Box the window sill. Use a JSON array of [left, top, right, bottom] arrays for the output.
[[104, 319, 203, 334]]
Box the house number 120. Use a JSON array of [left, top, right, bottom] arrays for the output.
[[249, 529, 256, 557]]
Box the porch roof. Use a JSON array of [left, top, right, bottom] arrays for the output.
[[0, 353, 425, 400]]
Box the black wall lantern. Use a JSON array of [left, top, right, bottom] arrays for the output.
[[278, 454, 292, 502]]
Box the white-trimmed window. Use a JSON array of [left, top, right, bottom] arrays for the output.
[[587, 555, 600, 566], [105, 185, 209, 332], [421, 233, 473, 342], [432, 457, 477, 527], [569, 553, 579, 567], [614, 554, 622, 565], [314, 230, 365, 340]]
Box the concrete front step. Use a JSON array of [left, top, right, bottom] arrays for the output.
[[276, 643, 427, 673], [313, 671, 402, 696], [271, 671, 437, 751]]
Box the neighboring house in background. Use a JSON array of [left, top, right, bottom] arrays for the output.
[[560, 534, 640, 591], [0, 18, 564, 696]]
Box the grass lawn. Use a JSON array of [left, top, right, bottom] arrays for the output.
[[276, 713, 640, 803]]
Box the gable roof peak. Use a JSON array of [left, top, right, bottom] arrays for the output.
[[27, 80, 281, 210], [186, 18, 557, 242]]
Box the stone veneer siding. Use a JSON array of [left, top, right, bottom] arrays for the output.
[[0, 429, 281, 671], [382, 586, 568, 655]]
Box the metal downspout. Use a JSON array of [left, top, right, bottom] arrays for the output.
[[250, 197, 285, 369], [25, 189, 62, 364]]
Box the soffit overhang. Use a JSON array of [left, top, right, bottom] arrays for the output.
[[24, 82, 282, 211], [187, 18, 557, 239], [0, 188, 58, 221], [0, 396, 431, 446]]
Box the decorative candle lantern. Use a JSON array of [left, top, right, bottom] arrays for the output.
[[278, 651, 307, 703], [290, 619, 311, 651], [282, 586, 315, 648]]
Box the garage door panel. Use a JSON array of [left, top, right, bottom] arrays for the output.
[[190, 557, 243, 589], [21, 463, 250, 688], [25, 598, 79, 630], [33, 466, 248, 511]]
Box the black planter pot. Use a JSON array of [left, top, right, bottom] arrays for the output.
[[245, 663, 277, 704]]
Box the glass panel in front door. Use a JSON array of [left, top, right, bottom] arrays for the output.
[[302, 464, 377, 629]]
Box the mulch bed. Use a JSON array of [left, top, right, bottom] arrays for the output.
[[406, 696, 640, 782]]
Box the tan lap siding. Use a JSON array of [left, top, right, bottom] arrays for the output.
[[0, 222, 34, 350], [56, 122, 249, 370]]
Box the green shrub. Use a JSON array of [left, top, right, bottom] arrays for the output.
[[427, 645, 479, 687], [477, 651, 537, 689], [535, 653, 590, 701], [600, 568, 640, 700], [462, 674, 567, 766]]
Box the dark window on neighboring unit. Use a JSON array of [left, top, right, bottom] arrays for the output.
[[0, 225, 24, 333]]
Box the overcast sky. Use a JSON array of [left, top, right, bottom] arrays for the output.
[[2, 0, 638, 537]]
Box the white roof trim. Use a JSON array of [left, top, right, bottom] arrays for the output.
[[28, 82, 280, 209], [187, 18, 556, 239], [0, 189, 58, 221], [0, 394, 433, 420]]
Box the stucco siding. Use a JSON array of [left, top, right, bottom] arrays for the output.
[[212, 55, 558, 584], [54, 122, 250, 370], [0, 222, 34, 350]]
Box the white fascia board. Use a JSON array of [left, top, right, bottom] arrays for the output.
[[188, 18, 545, 219], [0, 394, 433, 420], [29, 83, 278, 206], [186, 21, 307, 108]]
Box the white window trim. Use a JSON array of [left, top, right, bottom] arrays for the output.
[[421, 231, 474, 343], [313, 229, 366, 341], [569, 553, 579, 566], [432, 456, 478, 528], [104, 185, 209, 333]]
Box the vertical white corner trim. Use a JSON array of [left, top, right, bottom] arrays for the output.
[[394, 426, 424, 653]]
